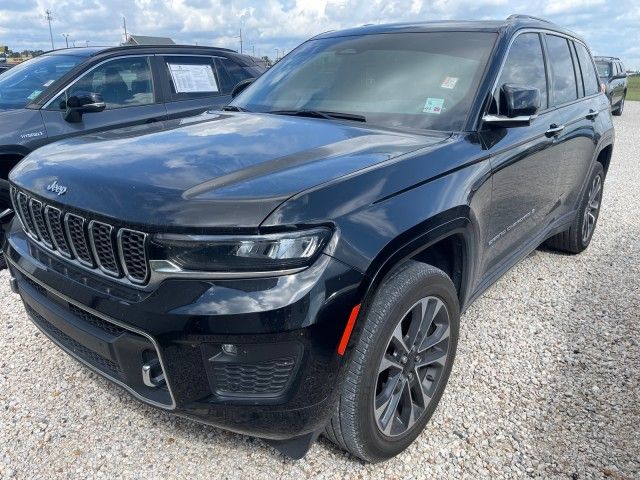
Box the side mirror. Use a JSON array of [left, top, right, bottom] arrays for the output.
[[483, 84, 540, 128], [63, 92, 106, 123], [231, 78, 255, 98]]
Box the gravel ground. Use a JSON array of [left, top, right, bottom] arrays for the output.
[[1, 104, 639, 480]]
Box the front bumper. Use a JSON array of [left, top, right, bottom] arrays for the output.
[[4, 225, 365, 442]]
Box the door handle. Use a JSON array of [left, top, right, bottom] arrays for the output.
[[545, 124, 565, 137], [585, 109, 598, 120]]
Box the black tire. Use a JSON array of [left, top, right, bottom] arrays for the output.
[[546, 162, 604, 254], [612, 93, 625, 116], [324, 261, 460, 462]]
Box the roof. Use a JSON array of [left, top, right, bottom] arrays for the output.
[[314, 15, 582, 42], [43, 44, 237, 59], [124, 35, 176, 45]]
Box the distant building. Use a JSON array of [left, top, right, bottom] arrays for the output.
[[124, 35, 176, 46]]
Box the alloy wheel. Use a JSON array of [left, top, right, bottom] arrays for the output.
[[373, 296, 450, 438], [582, 174, 602, 243]]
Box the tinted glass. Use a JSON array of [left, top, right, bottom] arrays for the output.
[[51, 57, 154, 110], [546, 35, 578, 106], [163, 56, 220, 100], [497, 33, 547, 109], [234, 32, 497, 131], [575, 44, 600, 95], [0, 54, 83, 109], [596, 61, 611, 78], [214, 57, 253, 94]]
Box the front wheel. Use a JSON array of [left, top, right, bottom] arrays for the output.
[[324, 261, 460, 462], [546, 162, 604, 254]]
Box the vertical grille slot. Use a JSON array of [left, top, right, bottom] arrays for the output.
[[29, 199, 54, 248], [64, 214, 94, 266], [89, 221, 120, 277], [118, 229, 149, 284], [16, 191, 38, 238], [45, 206, 72, 257]]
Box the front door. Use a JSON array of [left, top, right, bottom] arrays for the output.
[[40, 55, 167, 142]]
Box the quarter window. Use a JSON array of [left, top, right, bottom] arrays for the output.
[[214, 57, 253, 94], [574, 44, 600, 96], [51, 56, 154, 110], [496, 33, 548, 110], [545, 35, 578, 106]]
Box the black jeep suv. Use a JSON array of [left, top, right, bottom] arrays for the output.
[[1, 15, 614, 462], [594, 56, 628, 116]]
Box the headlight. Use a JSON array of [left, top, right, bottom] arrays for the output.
[[150, 228, 332, 273]]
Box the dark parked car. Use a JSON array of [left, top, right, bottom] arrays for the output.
[[1, 16, 613, 462], [595, 56, 628, 115], [0, 64, 13, 75], [0, 45, 266, 209]]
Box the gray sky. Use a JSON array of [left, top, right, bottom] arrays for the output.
[[1, 0, 638, 68]]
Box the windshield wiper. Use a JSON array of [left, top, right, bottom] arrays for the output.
[[268, 109, 366, 123], [222, 105, 248, 112]]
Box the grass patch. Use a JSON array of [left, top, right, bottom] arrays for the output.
[[627, 75, 640, 101]]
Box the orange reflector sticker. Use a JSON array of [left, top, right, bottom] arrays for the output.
[[337, 304, 361, 356]]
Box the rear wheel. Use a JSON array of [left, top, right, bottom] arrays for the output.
[[324, 261, 459, 462], [546, 162, 604, 254], [612, 93, 625, 116]]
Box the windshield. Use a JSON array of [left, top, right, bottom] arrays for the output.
[[595, 61, 612, 78], [0, 54, 83, 109], [233, 32, 497, 131]]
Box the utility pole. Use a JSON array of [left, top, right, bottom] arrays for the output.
[[61, 33, 69, 48], [239, 27, 243, 54], [251, 45, 255, 56], [45, 10, 54, 50], [122, 16, 128, 43]]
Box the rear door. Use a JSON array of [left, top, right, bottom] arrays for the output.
[[483, 32, 561, 274], [542, 35, 599, 212], [40, 55, 167, 142], [158, 55, 231, 119]]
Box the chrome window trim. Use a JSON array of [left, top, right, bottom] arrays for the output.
[[485, 28, 603, 123], [8, 257, 176, 411], [64, 213, 94, 268], [88, 220, 121, 278], [42, 54, 157, 109]]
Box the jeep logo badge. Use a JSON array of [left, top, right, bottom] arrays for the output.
[[46, 180, 67, 196]]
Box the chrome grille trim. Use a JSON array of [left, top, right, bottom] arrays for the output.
[[29, 198, 54, 249], [117, 229, 149, 284], [44, 206, 72, 258], [88, 220, 121, 277], [10, 188, 150, 287], [64, 213, 94, 267]]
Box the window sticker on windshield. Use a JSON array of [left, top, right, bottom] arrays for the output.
[[27, 90, 42, 101], [423, 97, 444, 114], [441, 76, 458, 89], [168, 63, 218, 93]]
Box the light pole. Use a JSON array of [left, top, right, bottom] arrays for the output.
[[61, 33, 70, 48], [45, 10, 54, 50]]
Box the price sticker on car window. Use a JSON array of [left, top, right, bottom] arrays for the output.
[[423, 97, 444, 114]]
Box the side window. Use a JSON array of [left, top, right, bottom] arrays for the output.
[[545, 35, 578, 106], [50, 57, 154, 110], [496, 33, 548, 110], [575, 44, 600, 96], [570, 42, 584, 98], [214, 57, 253, 94], [163, 56, 220, 100]]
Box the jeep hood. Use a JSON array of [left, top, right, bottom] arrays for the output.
[[10, 111, 446, 228]]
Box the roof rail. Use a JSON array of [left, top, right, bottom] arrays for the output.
[[506, 14, 553, 24]]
